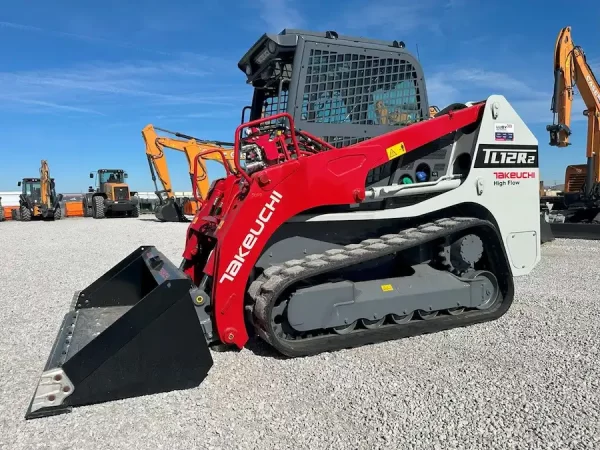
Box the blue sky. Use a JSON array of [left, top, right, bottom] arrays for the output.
[[1, 0, 599, 192]]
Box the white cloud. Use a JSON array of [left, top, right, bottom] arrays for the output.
[[341, 0, 441, 35], [0, 20, 172, 56], [0, 56, 250, 116], [0, 96, 105, 115], [424, 66, 589, 125], [255, 0, 305, 32]]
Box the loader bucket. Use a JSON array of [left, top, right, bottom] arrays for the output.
[[540, 212, 555, 244], [25, 246, 213, 420], [155, 198, 188, 222]]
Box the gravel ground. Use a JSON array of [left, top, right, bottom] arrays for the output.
[[1, 217, 599, 450]]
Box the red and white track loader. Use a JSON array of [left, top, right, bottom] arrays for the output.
[[25, 94, 541, 419], [25, 30, 541, 419]]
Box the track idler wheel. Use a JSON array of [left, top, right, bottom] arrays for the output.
[[469, 270, 500, 310]]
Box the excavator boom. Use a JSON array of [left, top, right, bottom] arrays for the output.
[[40, 160, 51, 208], [546, 26, 600, 239], [142, 125, 236, 222]]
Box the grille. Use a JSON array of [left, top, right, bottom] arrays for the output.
[[301, 49, 423, 129], [299, 48, 424, 185], [114, 187, 129, 201], [566, 174, 586, 193]]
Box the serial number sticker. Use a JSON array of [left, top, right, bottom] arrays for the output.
[[380, 284, 394, 292], [385, 142, 406, 160]]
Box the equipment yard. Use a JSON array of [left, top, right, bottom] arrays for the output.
[[1, 218, 598, 450]]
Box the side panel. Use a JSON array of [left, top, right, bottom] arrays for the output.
[[203, 103, 488, 347], [294, 95, 541, 276]]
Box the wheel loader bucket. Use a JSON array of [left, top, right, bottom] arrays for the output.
[[25, 246, 213, 420], [154, 198, 189, 222]]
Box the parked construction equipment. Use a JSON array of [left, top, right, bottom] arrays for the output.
[[12, 160, 63, 221], [25, 30, 541, 419], [83, 169, 140, 219], [0, 196, 5, 222], [545, 26, 600, 239], [142, 124, 237, 222]]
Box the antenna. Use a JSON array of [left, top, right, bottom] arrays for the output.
[[416, 43, 420, 60]]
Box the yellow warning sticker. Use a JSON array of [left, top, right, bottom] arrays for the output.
[[385, 142, 406, 160], [380, 284, 394, 292]]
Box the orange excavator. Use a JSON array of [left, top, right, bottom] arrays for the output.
[[142, 125, 238, 222], [546, 26, 600, 239]]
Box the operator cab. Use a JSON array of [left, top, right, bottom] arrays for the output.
[[237, 29, 466, 190], [238, 29, 430, 145], [18, 177, 55, 203], [90, 169, 128, 191]]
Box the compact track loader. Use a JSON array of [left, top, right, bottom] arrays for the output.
[[26, 30, 541, 420]]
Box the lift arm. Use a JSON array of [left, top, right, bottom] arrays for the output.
[[142, 124, 236, 201], [548, 26, 600, 193]]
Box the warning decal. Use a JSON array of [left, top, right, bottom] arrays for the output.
[[385, 142, 406, 160]]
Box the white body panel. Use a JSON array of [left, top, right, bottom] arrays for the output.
[[0, 192, 20, 207], [292, 95, 541, 276]]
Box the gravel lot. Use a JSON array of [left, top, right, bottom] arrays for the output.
[[1, 217, 599, 450]]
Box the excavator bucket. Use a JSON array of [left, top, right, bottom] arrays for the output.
[[25, 246, 213, 419], [540, 212, 555, 244], [154, 198, 189, 222]]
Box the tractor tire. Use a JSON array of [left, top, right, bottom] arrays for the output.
[[20, 206, 31, 222], [93, 196, 105, 219], [131, 204, 140, 218], [54, 207, 62, 221]]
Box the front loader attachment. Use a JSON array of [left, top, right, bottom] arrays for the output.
[[154, 198, 189, 222], [25, 246, 213, 419]]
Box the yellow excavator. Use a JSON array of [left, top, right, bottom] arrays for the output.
[[13, 159, 63, 221], [545, 26, 600, 239], [142, 124, 239, 222]]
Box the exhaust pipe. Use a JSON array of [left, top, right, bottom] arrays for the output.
[[25, 246, 214, 419]]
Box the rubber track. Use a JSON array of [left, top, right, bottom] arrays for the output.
[[249, 216, 512, 358]]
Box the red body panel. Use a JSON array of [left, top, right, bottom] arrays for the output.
[[182, 102, 486, 348]]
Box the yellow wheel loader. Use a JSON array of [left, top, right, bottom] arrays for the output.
[[83, 169, 140, 219]]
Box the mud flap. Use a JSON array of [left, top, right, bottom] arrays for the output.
[[540, 212, 555, 244], [155, 199, 189, 222], [25, 246, 213, 419]]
